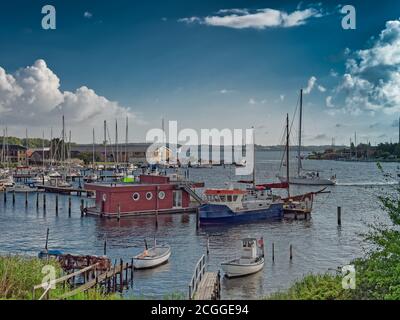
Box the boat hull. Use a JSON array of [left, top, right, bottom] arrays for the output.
[[199, 203, 283, 225], [221, 258, 264, 278], [133, 245, 171, 269]]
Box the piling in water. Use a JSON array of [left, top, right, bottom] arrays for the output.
[[55, 194, 58, 215], [337, 206, 342, 226], [12, 191, 15, 205], [68, 196, 71, 216], [25, 192, 28, 208], [43, 193, 46, 210], [272, 242, 275, 262], [290, 244, 293, 261]]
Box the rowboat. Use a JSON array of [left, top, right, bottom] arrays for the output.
[[132, 240, 171, 270], [221, 237, 265, 278]]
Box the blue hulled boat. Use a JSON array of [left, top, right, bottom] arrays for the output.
[[199, 189, 283, 225]]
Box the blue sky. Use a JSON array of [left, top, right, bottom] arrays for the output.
[[1, 0, 400, 145]]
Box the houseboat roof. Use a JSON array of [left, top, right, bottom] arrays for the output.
[[204, 189, 246, 195]]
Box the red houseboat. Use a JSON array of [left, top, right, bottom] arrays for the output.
[[85, 175, 204, 218]]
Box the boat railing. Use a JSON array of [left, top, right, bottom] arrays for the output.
[[188, 254, 206, 299]]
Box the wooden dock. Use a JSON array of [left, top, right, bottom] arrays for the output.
[[189, 255, 220, 300]]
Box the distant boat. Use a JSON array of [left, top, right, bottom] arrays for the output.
[[132, 239, 171, 269], [7, 184, 38, 193], [221, 237, 265, 278]]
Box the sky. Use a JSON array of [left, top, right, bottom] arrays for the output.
[[1, 0, 400, 146]]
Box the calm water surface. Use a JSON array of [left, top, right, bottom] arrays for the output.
[[0, 152, 397, 299]]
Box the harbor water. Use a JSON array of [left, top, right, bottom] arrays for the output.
[[0, 151, 396, 299]]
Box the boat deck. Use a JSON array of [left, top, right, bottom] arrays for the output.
[[193, 272, 220, 300]]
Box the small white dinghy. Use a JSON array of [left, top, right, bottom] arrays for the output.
[[221, 237, 265, 278], [133, 239, 171, 270]]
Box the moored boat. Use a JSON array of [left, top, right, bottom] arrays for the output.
[[221, 237, 265, 278], [132, 240, 171, 269], [199, 189, 283, 225]]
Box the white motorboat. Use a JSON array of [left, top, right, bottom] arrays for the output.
[[133, 240, 171, 270], [7, 184, 38, 193], [221, 237, 265, 278], [31, 175, 50, 183], [0, 175, 14, 187], [278, 172, 336, 186]]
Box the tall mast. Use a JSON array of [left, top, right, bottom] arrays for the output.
[[50, 127, 53, 167], [62, 115, 65, 166], [252, 127, 256, 189], [92, 128, 95, 167], [104, 120, 107, 164], [115, 119, 119, 166], [286, 114, 290, 197], [298, 89, 303, 177], [25, 128, 29, 166], [68, 130, 71, 177], [125, 116, 128, 165], [42, 131, 45, 172]]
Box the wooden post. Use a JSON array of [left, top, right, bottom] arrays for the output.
[[290, 244, 293, 261], [68, 196, 71, 216], [80, 199, 84, 217], [25, 191, 28, 207], [206, 236, 210, 255], [12, 191, 15, 206], [43, 193, 46, 210], [119, 259, 123, 290], [45, 227, 49, 251], [55, 194, 58, 215], [3, 191, 6, 204], [125, 262, 128, 282], [131, 258, 134, 279], [36, 192, 39, 209], [337, 206, 342, 226], [117, 203, 121, 221], [272, 242, 275, 262], [103, 239, 107, 256], [196, 208, 200, 230]]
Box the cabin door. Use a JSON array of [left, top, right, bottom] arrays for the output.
[[173, 190, 182, 208]]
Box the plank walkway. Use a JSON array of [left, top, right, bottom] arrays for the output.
[[193, 272, 220, 300]]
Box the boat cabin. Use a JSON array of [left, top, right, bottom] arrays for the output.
[[241, 238, 259, 260], [204, 189, 246, 211]]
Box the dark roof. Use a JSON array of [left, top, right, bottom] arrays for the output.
[[0, 144, 27, 151]]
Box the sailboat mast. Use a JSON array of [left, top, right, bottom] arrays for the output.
[[42, 131, 45, 172], [298, 89, 303, 177], [125, 116, 128, 165], [286, 114, 290, 189], [104, 120, 107, 164], [62, 115, 65, 166], [92, 128, 95, 167], [115, 120, 119, 166], [252, 127, 256, 189], [25, 128, 29, 166]]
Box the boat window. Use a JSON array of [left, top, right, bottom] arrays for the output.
[[158, 191, 166, 200], [219, 195, 226, 202], [227, 195, 232, 202], [132, 192, 140, 201], [146, 192, 153, 200], [233, 195, 238, 201]]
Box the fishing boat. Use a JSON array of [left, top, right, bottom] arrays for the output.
[[132, 239, 171, 270], [277, 89, 336, 186], [199, 188, 283, 225], [221, 237, 265, 278]]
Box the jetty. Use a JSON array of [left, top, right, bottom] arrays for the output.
[[36, 184, 94, 196], [189, 255, 221, 300]]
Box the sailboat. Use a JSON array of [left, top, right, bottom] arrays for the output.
[[278, 89, 336, 186]]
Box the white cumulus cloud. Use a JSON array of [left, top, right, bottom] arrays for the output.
[[179, 7, 324, 29], [0, 59, 137, 129]]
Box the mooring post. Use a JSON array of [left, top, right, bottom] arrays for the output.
[[119, 259, 123, 290], [68, 196, 71, 216], [36, 192, 39, 209], [125, 262, 129, 282], [43, 193, 46, 210], [12, 191, 15, 206], [3, 191, 6, 204], [272, 242, 275, 263], [131, 258, 134, 279], [290, 244, 293, 261], [206, 236, 210, 256], [55, 194, 58, 215], [337, 206, 342, 226], [80, 199, 84, 217], [45, 227, 49, 251], [196, 208, 200, 230], [25, 191, 28, 208]]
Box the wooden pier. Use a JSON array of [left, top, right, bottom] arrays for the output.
[[189, 255, 220, 300], [36, 184, 94, 197]]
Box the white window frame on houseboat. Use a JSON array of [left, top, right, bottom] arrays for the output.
[[132, 192, 140, 201], [146, 192, 153, 200], [158, 191, 166, 200]]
